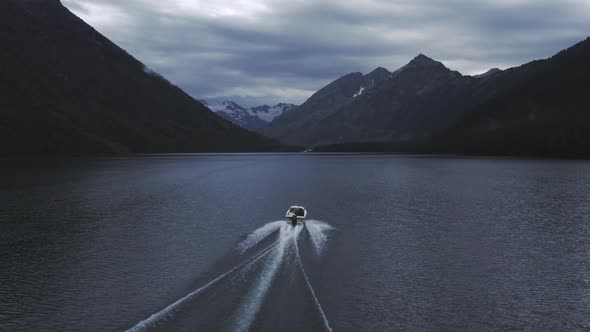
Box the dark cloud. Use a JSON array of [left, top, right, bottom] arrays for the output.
[[62, 0, 590, 106]]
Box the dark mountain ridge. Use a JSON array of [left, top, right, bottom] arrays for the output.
[[315, 37, 590, 157], [440, 36, 590, 157], [265, 53, 485, 147], [263, 67, 391, 146], [312, 54, 474, 145], [0, 0, 283, 154]]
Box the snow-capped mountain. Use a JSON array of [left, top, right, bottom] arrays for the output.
[[248, 103, 297, 122], [201, 100, 297, 131]]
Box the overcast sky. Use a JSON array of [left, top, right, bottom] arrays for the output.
[[62, 0, 590, 106]]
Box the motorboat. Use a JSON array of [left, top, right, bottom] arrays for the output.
[[286, 206, 306, 225]]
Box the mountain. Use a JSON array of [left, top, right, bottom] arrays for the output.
[[264, 55, 484, 147], [263, 67, 390, 146], [202, 100, 268, 131], [248, 103, 297, 122], [437, 36, 590, 157], [0, 0, 283, 154], [473, 68, 502, 78], [204, 100, 296, 131], [315, 37, 590, 157], [308, 54, 502, 146]]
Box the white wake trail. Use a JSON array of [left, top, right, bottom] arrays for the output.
[[231, 239, 279, 283], [237, 220, 284, 254], [126, 242, 278, 332], [232, 224, 292, 332], [305, 220, 334, 255], [128, 220, 334, 332], [295, 223, 333, 331]]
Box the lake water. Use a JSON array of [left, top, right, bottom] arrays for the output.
[[1, 154, 590, 331]]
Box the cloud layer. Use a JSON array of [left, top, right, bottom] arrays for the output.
[[62, 0, 590, 106]]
